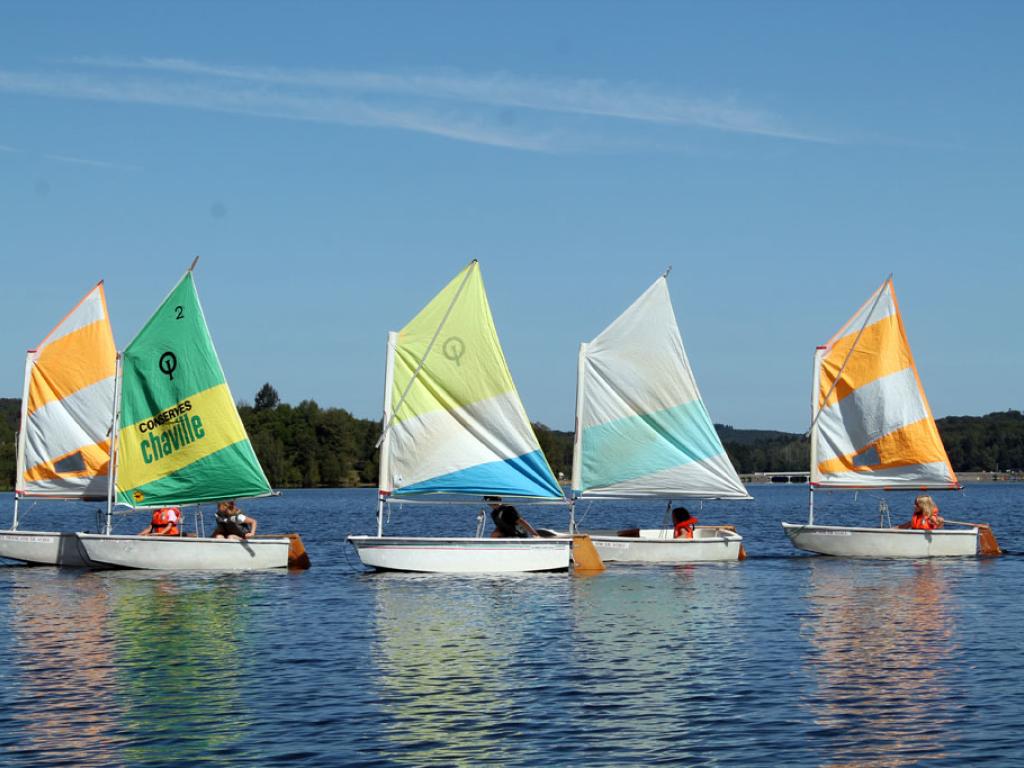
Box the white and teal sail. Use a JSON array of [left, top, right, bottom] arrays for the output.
[[379, 261, 563, 499], [571, 275, 749, 500]]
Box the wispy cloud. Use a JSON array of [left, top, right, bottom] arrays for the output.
[[0, 57, 835, 152], [0, 68, 559, 151], [43, 153, 140, 170], [85, 57, 832, 143], [0, 143, 18, 152]]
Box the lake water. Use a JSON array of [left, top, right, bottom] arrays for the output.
[[1, 484, 1022, 767]]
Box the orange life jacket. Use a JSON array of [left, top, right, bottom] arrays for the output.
[[674, 517, 698, 539], [151, 507, 181, 536], [909, 512, 935, 531]]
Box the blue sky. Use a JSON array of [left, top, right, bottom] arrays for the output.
[[1, 1, 1020, 432]]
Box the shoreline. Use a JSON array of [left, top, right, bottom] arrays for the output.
[[742, 471, 1023, 485]]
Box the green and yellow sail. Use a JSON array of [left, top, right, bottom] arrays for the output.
[[115, 270, 271, 507]]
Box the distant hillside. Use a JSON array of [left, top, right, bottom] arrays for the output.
[[0, 398, 19, 433], [532, 422, 808, 477], [938, 410, 1024, 472], [0, 388, 1019, 489], [0, 398, 18, 489], [529, 415, 1024, 476], [716, 425, 808, 473], [714, 424, 802, 446]]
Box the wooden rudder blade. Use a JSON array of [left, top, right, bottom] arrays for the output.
[[978, 526, 1002, 557], [571, 534, 605, 573], [287, 533, 311, 569]]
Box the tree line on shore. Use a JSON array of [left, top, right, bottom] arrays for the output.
[[1, 384, 1022, 490]]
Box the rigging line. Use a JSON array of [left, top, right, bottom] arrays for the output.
[[805, 273, 892, 438], [575, 499, 594, 527], [341, 534, 367, 572], [375, 260, 478, 449]]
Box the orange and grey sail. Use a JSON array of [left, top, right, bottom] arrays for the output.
[[810, 277, 958, 489], [15, 283, 117, 499]]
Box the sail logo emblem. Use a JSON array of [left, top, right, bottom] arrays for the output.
[[133, 490, 145, 502], [443, 336, 465, 366], [159, 352, 178, 380]]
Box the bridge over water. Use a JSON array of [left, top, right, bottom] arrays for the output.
[[743, 471, 810, 484]]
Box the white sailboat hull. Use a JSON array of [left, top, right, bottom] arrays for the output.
[[75, 534, 292, 570], [347, 536, 571, 573], [585, 527, 744, 563], [0, 530, 92, 567], [781, 523, 978, 558]]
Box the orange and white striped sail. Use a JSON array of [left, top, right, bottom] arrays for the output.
[[810, 277, 958, 489], [15, 283, 117, 499]]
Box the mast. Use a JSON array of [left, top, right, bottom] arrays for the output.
[[808, 346, 825, 525], [105, 353, 123, 535], [11, 352, 33, 530], [569, 342, 588, 533], [376, 332, 398, 537]]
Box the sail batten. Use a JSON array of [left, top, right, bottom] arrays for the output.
[[574, 277, 749, 500], [15, 283, 117, 500], [811, 278, 958, 489], [115, 271, 271, 507], [382, 261, 562, 500]]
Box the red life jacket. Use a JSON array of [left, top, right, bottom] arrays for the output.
[[674, 517, 698, 539], [151, 507, 181, 536]]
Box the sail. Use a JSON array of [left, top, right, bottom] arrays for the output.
[[15, 283, 117, 499], [115, 270, 271, 507], [811, 277, 958, 489], [381, 261, 562, 499], [571, 276, 749, 500]]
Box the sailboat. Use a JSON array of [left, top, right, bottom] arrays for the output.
[[568, 272, 750, 563], [0, 283, 117, 566], [782, 276, 998, 557], [347, 260, 572, 573], [75, 262, 305, 570]]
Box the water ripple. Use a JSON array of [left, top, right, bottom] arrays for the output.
[[1, 485, 1023, 765]]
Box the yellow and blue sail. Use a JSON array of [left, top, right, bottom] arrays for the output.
[[115, 270, 271, 507], [811, 278, 958, 489], [571, 277, 749, 500], [380, 261, 563, 499]]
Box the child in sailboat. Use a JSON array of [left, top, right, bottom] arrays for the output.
[[672, 507, 699, 539], [212, 501, 258, 540], [139, 507, 182, 536], [486, 496, 539, 538], [898, 495, 944, 530]]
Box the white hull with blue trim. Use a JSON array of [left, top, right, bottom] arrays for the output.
[[348, 535, 571, 573]]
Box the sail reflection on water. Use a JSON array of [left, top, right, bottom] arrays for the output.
[[105, 573, 253, 764], [802, 559, 958, 767], [369, 574, 571, 766], [567, 565, 744, 762], [6, 570, 121, 767]]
